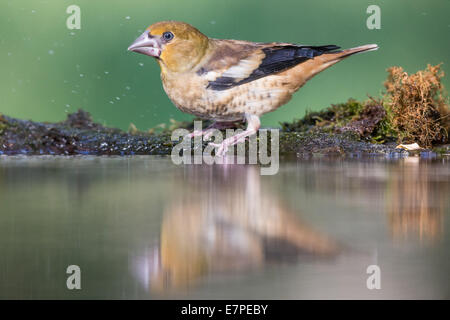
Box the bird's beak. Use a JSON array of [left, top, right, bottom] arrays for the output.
[[128, 31, 162, 58]]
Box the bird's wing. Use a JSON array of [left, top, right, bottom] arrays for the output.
[[201, 40, 341, 91]]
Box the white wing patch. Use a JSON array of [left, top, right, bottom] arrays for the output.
[[220, 58, 262, 82], [201, 52, 265, 84]]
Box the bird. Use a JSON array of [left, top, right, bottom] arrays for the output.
[[128, 21, 378, 155]]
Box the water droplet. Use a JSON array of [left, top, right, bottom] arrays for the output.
[[125, 86, 131, 90], [104, 71, 109, 74], [80, 74, 84, 77], [125, 16, 131, 20], [48, 50, 54, 55], [210, 20, 216, 25], [139, 63, 144, 67], [7, 52, 12, 56], [109, 101, 114, 104], [115, 97, 120, 100], [31, 10, 36, 14]]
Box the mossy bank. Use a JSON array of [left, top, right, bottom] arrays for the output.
[[1, 65, 449, 158]]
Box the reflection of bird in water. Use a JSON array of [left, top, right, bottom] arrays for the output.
[[387, 158, 447, 242], [134, 165, 339, 292]]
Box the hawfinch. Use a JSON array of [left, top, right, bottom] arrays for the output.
[[128, 21, 378, 155]]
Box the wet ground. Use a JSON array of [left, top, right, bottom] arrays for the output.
[[0, 155, 449, 299], [1, 109, 412, 157]]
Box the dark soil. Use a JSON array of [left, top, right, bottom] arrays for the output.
[[0, 109, 415, 157]]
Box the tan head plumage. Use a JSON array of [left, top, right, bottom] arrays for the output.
[[147, 21, 209, 73]]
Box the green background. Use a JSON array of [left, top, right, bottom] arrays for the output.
[[1, 0, 449, 131]]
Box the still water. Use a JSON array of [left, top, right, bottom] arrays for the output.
[[0, 156, 449, 299]]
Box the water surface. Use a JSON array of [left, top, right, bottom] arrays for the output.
[[0, 156, 449, 299]]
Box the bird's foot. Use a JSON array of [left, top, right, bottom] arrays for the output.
[[209, 129, 256, 157], [209, 114, 260, 157]]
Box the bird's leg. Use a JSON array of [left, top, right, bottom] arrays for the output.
[[203, 121, 240, 140], [185, 121, 237, 139], [209, 114, 260, 157]]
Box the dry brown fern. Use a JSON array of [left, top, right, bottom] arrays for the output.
[[384, 64, 449, 147]]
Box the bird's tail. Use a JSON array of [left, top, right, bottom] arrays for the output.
[[317, 44, 379, 68], [327, 43, 379, 60], [297, 44, 378, 84]]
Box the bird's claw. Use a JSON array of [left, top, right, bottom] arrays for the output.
[[209, 142, 228, 157], [208, 135, 248, 157], [203, 130, 215, 140]]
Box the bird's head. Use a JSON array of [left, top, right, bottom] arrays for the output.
[[128, 21, 209, 73]]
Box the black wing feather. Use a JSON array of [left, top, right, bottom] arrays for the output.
[[207, 45, 340, 91]]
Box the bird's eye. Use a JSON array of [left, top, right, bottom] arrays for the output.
[[162, 31, 174, 41]]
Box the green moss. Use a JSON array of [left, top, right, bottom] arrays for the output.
[[329, 99, 365, 126], [281, 99, 364, 133], [280, 109, 333, 132], [280, 98, 391, 144], [432, 145, 450, 155], [368, 101, 397, 144], [0, 114, 8, 135]]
